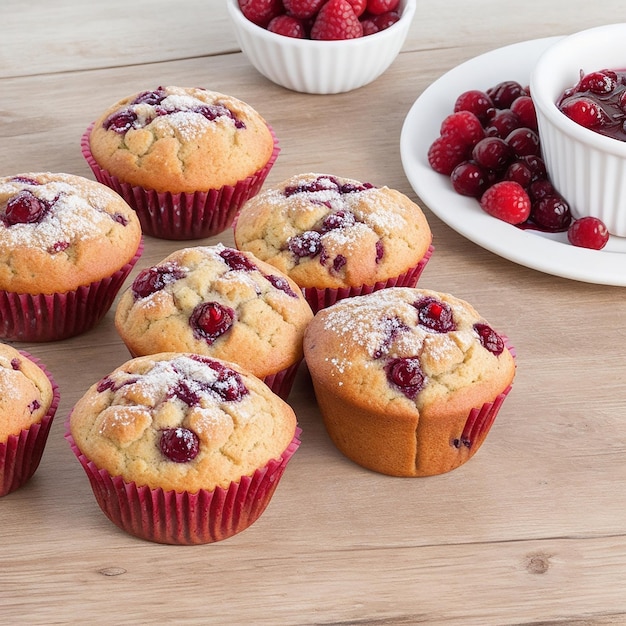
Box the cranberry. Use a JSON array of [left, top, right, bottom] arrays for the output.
[[265, 274, 297, 297], [132, 264, 185, 298], [205, 359, 248, 402], [472, 136, 513, 171], [159, 427, 200, 463], [450, 161, 489, 197], [193, 104, 245, 129], [579, 70, 618, 94], [28, 400, 41, 413], [453, 89, 495, 123], [104, 109, 138, 133], [338, 181, 375, 193], [484, 109, 522, 138], [414, 296, 456, 333], [567, 216, 610, 250], [520, 155, 547, 182], [528, 179, 558, 201], [531, 195, 572, 231], [111, 212, 129, 226], [332, 255, 347, 272], [375, 240, 384, 263], [559, 96, 611, 129], [10, 358, 20, 370], [287, 230, 323, 258], [486, 80, 528, 109], [321, 210, 356, 232], [97, 377, 116, 393], [219, 247, 257, 271], [3, 190, 50, 226], [474, 323, 505, 356], [510, 96, 538, 131], [132, 87, 167, 106], [505, 128, 540, 157], [385, 357, 425, 399], [284, 175, 339, 196], [503, 161, 532, 188], [190, 302, 235, 344]]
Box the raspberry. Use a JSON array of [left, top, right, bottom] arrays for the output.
[[283, 0, 325, 19], [346, 0, 367, 16], [311, 0, 363, 40], [479, 181, 531, 224], [268, 14, 306, 37], [567, 216, 610, 250], [427, 135, 469, 175], [365, 0, 400, 14], [238, 0, 283, 27], [440, 111, 485, 147]]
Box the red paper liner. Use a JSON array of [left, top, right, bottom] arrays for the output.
[[262, 360, 302, 400], [81, 123, 280, 240], [0, 351, 61, 497], [65, 424, 301, 545], [302, 243, 434, 314], [0, 239, 143, 343]]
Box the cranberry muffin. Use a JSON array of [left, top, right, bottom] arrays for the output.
[[303, 288, 516, 477], [83, 86, 279, 239], [233, 173, 433, 312], [0, 172, 143, 342], [1, 343, 60, 496], [66, 352, 300, 544], [114, 245, 313, 398]]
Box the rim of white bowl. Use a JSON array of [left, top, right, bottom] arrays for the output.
[[530, 22, 626, 158], [226, 0, 417, 49]]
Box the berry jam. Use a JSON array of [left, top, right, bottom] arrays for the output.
[[557, 69, 626, 141]]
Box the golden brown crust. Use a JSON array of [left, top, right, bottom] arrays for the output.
[[303, 288, 515, 476], [234, 172, 432, 289], [89, 86, 275, 193], [0, 343, 54, 441], [114, 245, 313, 378], [0, 172, 142, 294], [69, 353, 297, 492]]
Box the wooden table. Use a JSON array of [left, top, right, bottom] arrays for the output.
[[3, 2, 626, 624]]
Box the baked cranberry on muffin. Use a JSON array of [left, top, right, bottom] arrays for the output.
[[233, 172, 433, 312], [66, 352, 299, 544], [303, 288, 516, 477], [0, 172, 142, 342], [0, 343, 60, 496], [115, 245, 313, 398], [83, 86, 279, 239]]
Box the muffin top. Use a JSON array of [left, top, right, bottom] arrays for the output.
[[69, 353, 297, 492], [0, 343, 54, 442], [233, 173, 432, 289], [88, 86, 275, 193], [303, 287, 515, 416], [115, 245, 313, 378], [0, 172, 142, 294]]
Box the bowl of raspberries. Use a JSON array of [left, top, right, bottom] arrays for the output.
[[226, 0, 416, 94]]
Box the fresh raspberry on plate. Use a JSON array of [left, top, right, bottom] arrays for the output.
[[427, 135, 469, 175], [479, 181, 531, 224]]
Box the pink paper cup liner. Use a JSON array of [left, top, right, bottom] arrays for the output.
[[420, 337, 516, 476], [302, 244, 434, 314], [0, 352, 61, 497], [262, 360, 302, 400], [0, 239, 143, 343], [65, 423, 301, 545], [81, 124, 280, 240]]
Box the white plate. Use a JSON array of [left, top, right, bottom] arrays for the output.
[[400, 37, 626, 286]]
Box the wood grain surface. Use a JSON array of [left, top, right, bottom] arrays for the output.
[[2, 1, 626, 624]]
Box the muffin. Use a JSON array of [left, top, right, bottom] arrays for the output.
[[82, 85, 279, 240], [114, 245, 313, 398], [303, 288, 516, 477], [233, 173, 433, 313], [66, 352, 300, 544], [0, 344, 60, 496], [0, 172, 143, 342]]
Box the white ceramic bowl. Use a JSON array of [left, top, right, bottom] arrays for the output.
[[226, 0, 416, 95], [530, 23, 626, 236]]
